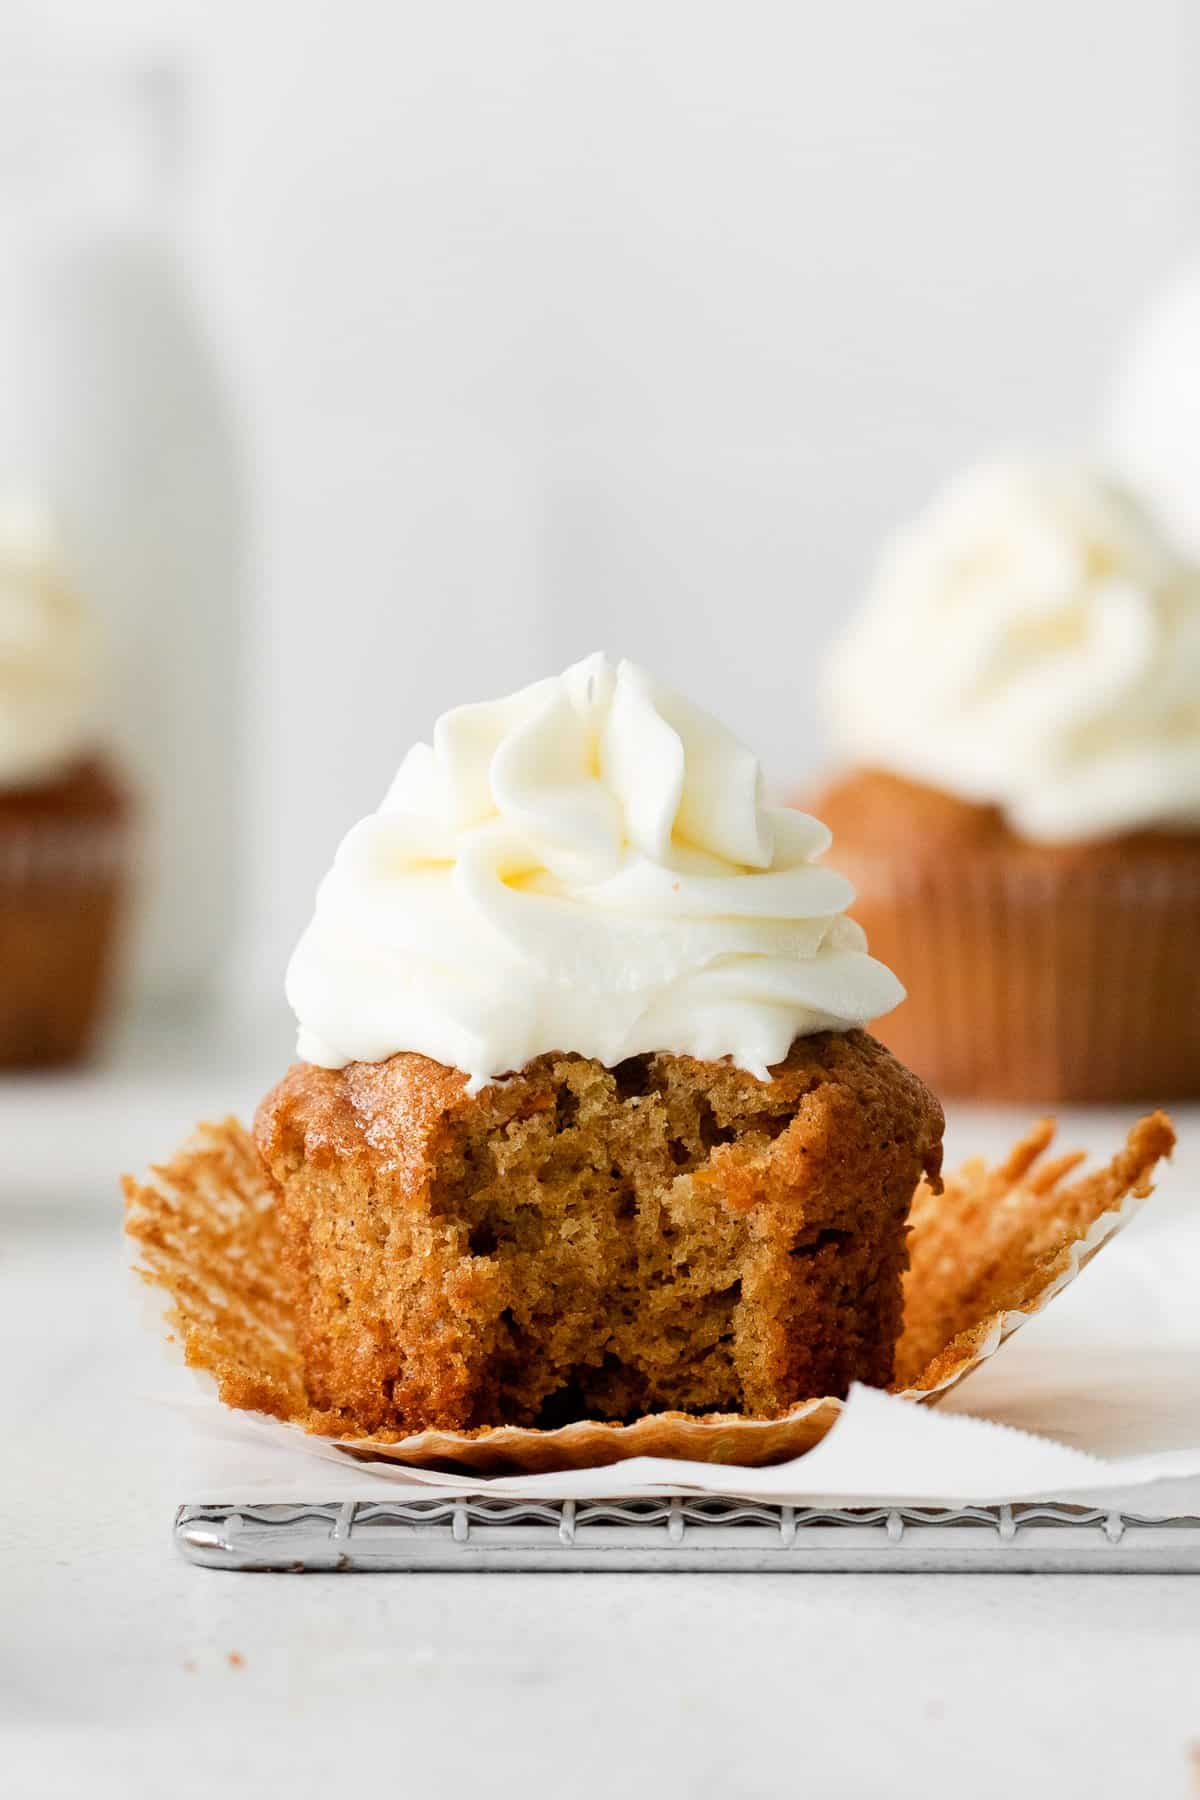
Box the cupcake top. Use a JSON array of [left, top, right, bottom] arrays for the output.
[[0, 497, 95, 790], [827, 461, 1200, 843], [287, 651, 902, 1088]]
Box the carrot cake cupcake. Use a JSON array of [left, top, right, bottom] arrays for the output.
[[812, 461, 1200, 1102], [255, 652, 943, 1433], [0, 499, 131, 1064]]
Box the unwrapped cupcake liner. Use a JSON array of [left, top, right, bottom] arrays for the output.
[[124, 1109, 1175, 1475], [833, 845, 1200, 1102]]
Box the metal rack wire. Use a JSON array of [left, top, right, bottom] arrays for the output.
[[176, 1497, 1200, 1572]]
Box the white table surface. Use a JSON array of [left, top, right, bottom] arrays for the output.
[[4, 1025, 1200, 1800]]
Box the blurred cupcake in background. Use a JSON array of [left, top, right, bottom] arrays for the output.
[[809, 461, 1200, 1103], [0, 498, 131, 1065]]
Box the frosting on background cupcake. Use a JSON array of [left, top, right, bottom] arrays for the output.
[[287, 651, 902, 1085], [827, 462, 1200, 843], [0, 498, 96, 790]]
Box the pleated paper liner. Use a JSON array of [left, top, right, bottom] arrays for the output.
[[0, 795, 132, 1058], [124, 1110, 1175, 1476], [827, 842, 1200, 1102]]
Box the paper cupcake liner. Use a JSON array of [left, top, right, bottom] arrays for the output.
[[0, 805, 132, 1063], [832, 844, 1200, 1102], [124, 1109, 1175, 1475], [0, 813, 129, 886]]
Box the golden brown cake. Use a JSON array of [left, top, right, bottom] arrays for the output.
[[0, 755, 132, 1065], [809, 767, 1200, 1103], [254, 1030, 944, 1434], [126, 1106, 1173, 1471]]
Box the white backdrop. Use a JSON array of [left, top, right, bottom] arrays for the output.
[[27, 0, 1200, 997]]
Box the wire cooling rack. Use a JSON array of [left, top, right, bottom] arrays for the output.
[[175, 1497, 1200, 1572]]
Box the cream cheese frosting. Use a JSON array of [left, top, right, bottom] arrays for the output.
[[287, 652, 903, 1086], [827, 461, 1200, 843], [0, 497, 95, 788]]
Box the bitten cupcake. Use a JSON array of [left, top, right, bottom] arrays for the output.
[[812, 461, 1200, 1103], [255, 652, 943, 1433], [0, 500, 131, 1065]]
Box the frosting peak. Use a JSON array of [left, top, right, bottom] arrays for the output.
[[288, 653, 902, 1086], [0, 497, 95, 788], [827, 461, 1200, 843]]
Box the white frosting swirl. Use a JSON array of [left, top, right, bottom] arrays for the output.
[[827, 461, 1200, 842], [288, 653, 902, 1086], [0, 497, 95, 788]]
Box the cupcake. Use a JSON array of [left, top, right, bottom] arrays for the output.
[[254, 652, 944, 1433], [0, 499, 131, 1065], [813, 461, 1200, 1103]]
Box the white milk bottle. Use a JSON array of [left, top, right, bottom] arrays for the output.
[[0, 56, 241, 1007]]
